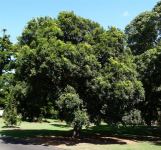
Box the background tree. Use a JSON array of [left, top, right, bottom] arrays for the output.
[[136, 47, 161, 125], [0, 29, 13, 108], [125, 11, 157, 55], [126, 1, 161, 125], [86, 27, 144, 125], [3, 84, 22, 127], [125, 1, 161, 56], [0, 29, 12, 75]]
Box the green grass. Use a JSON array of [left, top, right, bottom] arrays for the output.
[[84, 124, 161, 138], [0, 117, 4, 128], [0, 118, 161, 150], [94, 143, 161, 150], [0, 118, 72, 137]]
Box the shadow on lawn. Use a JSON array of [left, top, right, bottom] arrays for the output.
[[85, 125, 161, 146], [0, 129, 127, 146], [50, 123, 70, 128], [0, 125, 161, 146]]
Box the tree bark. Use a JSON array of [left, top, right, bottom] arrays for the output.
[[72, 125, 81, 138]]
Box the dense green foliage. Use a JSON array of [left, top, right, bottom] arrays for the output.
[[125, 1, 161, 55], [57, 85, 89, 137], [135, 47, 161, 125], [126, 1, 161, 125], [14, 12, 143, 126], [3, 87, 21, 127], [125, 11, 157, 55], [0, 31, 13, 108], [1, 1, 161, 134], [0, 33, 12, 75]]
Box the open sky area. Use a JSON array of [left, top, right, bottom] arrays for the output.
[[0, 0, 159, 43]]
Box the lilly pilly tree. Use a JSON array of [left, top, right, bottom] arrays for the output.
[[15, 39, 100, 121], [14, 12, 144, 130], [15, 12, 101, 122]]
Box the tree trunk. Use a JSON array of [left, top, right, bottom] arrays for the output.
[[146, 119, 152, 126], [72, 126, 81, 138]]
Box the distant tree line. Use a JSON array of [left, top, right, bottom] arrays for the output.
[[1, 1, 161, 137]]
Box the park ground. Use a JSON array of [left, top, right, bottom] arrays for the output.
[[0, 118, 161, 150]]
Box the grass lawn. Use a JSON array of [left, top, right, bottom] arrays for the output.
[[0, 118, 161, 150]]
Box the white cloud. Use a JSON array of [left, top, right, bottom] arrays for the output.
[[123, 11, 129, 17]]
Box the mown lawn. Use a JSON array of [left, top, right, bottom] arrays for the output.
[[0, 118, 161, 150]]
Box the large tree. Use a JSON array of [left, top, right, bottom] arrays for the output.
[[13, 12, 144, 130], [15, 12, 102, 121]]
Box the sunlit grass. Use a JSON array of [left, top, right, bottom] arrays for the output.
[[0, 117, 4, 128]]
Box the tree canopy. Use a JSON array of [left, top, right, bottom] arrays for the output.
[[11, 12, 143, 130]]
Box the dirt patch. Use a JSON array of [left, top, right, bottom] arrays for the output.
[[55, 137, 137, 150], [106, 137, 137, 144], [29, 136, 137, 146], [27, 136, 137, 150], [1, 135, 153, 150], [0, 135, 139, 150]]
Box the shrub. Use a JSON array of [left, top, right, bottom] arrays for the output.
[[57, 85, 89, 137], [122, 109, 144, 126], [3, 90, 21, 127]]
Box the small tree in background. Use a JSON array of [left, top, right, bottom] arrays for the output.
[[56, 85, 89, 137], [72, 109, 89, 137], [3, 87, 21, 127]]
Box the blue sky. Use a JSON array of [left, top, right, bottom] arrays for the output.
[[0, 0, 159, 43]]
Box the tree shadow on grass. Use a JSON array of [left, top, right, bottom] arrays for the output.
[[2, 126, 20, 129], [51, 123, 70, 128], [84, 125, 161, 146], [0, 125, 161, 146], [0, 129, 127, 146]]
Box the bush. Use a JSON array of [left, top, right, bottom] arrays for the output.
[[72, 109, 89, 137], [122, 109, 144, 126], [3, 90, 21, 127]]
